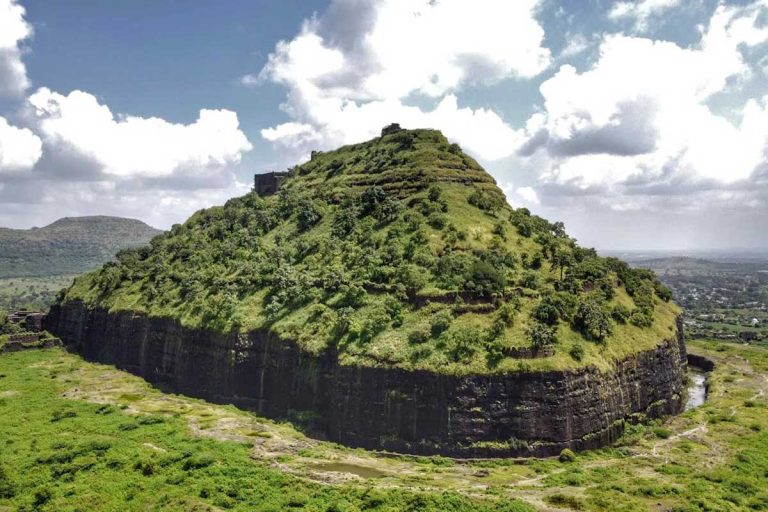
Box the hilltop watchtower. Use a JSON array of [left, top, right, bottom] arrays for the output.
[[253, 171, 290, 196]]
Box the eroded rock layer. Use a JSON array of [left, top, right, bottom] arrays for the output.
[[46, 300, 687, 457]]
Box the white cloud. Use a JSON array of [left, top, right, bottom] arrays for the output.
[[0, 176, 251, 230], [0, 87, 255, 228], [239, 73, 260, 87], [0, 0, 32, 97], [27, 88, 253, 178], [258, 0, 549, 160], [499, 181, 541, 207], [519, 1, 768, 195], [0, 115, 41, 171], [558, 34, 592, 59], [608, 0, 682, 32], [516, 186, 540, 205]]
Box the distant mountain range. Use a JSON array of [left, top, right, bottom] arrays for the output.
[[0, 216, 162, 278]]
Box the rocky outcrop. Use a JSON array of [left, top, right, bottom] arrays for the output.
[[45, 301, 687, 457]]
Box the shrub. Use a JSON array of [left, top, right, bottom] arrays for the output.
[[33, 487, 53, 507], [427, 185, 441, 201], [612, 304, 631, 323], [492, 222, 507, 240], [183, 453, 215, 471], [134, 460, 156, 476], [408, 328, 429, 345], [569, 344, 585, 361], [331, 207, 358, 238], [559, 448, 576, 463], [545, 493, 584, 510], [0, 465, 15, 499], [430, 311, 453, 337], [629, 308, 653, 328], [467, 188, 503, 212], [516, 221, 532, 238], [527, 322, 557, 349], [296, 201, 322, 231], [653, 427, 672, 439], [361, 186, 387, 213], [496, 303, 518, 326], [373, 197, 403, 223], [448, 326, 480, 363], [51, 409, 77, 422], [427, 212, 446, 230], [532, 299, 560, 326], [519, 271, 539, 290], [466, 260, 506, 295]]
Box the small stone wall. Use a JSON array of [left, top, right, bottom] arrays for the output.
[[8, 332, 42, 343], [2, 336, 62, 353], [504, 345, 556, 359]]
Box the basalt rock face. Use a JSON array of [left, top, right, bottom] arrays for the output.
[[46, 301, 687, 457]]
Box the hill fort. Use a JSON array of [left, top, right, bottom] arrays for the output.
[[46, 124, 687, 457]]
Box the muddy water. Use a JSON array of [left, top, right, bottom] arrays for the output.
[[685, 367, 707, 411]]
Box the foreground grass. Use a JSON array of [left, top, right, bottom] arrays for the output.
[[0, 349, 530, 512], [1, 339, 767, 511]]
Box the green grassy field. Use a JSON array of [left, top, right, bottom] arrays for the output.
[[0, 349, 532, 512], [1, 339, 767, 511]]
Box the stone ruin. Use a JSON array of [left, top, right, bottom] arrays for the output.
[[253, 171, 290, 196], [7, 310, 44, 332], [381, 123, 403, 136]]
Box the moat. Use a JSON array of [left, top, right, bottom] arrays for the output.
[[685, 366, 707, 411]]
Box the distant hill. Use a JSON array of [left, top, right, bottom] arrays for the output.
[[0, 216, 162, 278], [630, 256, 768, 277]]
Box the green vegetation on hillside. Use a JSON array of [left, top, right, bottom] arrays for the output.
[[0, 216, 161, 278], [63, 128, 676, 373]]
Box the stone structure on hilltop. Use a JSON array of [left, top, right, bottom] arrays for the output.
[[253, 171, 290, 196], [8, 310, 44, 332], [381, 123, 403, 136]]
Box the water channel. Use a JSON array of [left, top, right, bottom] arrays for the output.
[[685, 366, 707, 411]]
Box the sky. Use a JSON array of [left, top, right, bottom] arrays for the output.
[[0, 0, 767, 251]]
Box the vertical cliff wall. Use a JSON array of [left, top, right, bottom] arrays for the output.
[[46, 300, 687, 457]]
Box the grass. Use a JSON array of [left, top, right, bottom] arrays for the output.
[[1, 337, 767, 510], [0, 348, 532, 512]]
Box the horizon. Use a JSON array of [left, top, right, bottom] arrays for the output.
[[0, 0, 767, 250]]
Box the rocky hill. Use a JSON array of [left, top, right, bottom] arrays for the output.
[[47, 126, 686, 456], [0, 216, 161, 278]]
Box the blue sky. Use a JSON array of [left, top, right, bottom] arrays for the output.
[[0, 0, 767, 250]]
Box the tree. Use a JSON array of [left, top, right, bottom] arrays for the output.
[[551, 221, 567, 238], [297, 201, 322, 231], [466, 260, 506, 296], [527, 322, 557, 349], [553, 252, 573, 281], [532, 299, 560, 326], [573, 300, 614, 342]]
